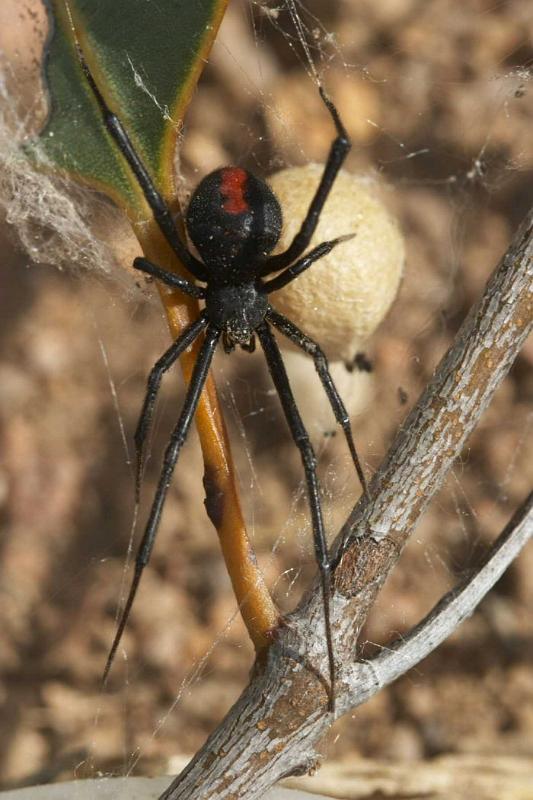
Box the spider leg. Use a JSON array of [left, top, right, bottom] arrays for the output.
[[266, 308, 369, 498], [262, 234, 353, 293], [67, 10, 207, 282], [134, 258, 205, 298], [104, 325, 220, 683], [134, 312, 209, 501], [262, 87, 351, 276], [256, 322, 336, 713]]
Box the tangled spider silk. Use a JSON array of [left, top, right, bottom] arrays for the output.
[[0, 60, 130, 283]]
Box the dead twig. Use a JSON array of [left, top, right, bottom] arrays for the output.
[[161, 205, 533, 800]]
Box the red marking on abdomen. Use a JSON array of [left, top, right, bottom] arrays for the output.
[[220, 167, 249, 214]]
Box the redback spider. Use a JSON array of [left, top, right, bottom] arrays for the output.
[[68, 17, 368, 713]]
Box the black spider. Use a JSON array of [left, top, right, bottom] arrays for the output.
[[71, 29, 368, 713]]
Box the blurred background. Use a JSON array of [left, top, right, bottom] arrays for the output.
[[0, 0, 532, 789]]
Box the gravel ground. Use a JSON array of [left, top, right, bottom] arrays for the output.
[[0, 0, 532, 790]]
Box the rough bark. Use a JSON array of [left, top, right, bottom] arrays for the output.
[[160, 206, 533, 800]]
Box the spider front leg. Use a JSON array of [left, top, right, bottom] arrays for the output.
[[133, 312, 208, 500], [104, 326, 220, 682], [257, 322, 336, 713], [262, 87, 351, 276], [266, 308, 369, 498]]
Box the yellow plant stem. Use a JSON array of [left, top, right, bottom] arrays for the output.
[[133, 217, 279, 651]]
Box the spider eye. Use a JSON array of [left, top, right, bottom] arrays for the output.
[[186, 167, 282, 277]]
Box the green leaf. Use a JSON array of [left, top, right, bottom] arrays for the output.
[[36, 0, 228, 215]]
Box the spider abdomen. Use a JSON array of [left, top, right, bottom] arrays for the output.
[[205, 282, 268, 346], [186, 167, 282, 281]]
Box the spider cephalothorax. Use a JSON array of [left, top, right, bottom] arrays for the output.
[[73, 23, 368, 713], [205, 281, 268, 352]]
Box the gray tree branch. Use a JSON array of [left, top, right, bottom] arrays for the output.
[[344, 490, 533, 711], [161, 206, 533, 800]]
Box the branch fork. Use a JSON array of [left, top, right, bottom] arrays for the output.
[[160, 205, 533, 799]]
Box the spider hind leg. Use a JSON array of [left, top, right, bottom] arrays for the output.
[[66, 6, 207, 282], [262, 86, 351, 276]]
